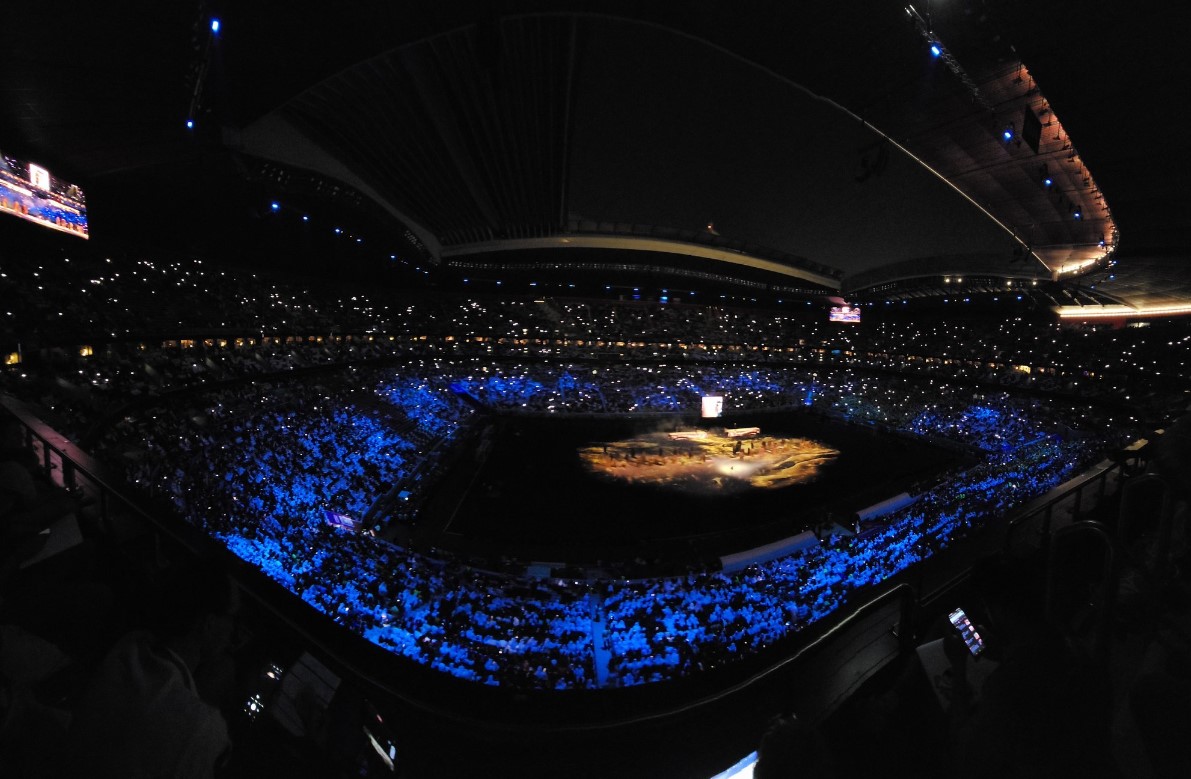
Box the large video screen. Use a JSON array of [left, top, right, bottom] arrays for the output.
[[0, 148, 88, 239], [828, 305, 860, 324], [701, 396, 724, 418]]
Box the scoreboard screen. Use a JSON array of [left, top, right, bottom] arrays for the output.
[[828, 305, 860, 324], [0, 148, 88, 239]]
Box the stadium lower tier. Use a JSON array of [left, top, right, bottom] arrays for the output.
[[107, 360, 1128, 690]]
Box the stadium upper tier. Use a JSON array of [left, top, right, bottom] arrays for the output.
[[2, 252, 1187, 444]]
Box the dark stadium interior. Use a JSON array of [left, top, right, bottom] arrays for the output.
[[2, 2, 1190, 778]]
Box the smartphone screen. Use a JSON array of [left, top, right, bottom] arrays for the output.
[[948, 607, 985, 656]]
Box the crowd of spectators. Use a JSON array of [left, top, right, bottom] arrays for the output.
[[597, 427, 1101, 684], [95, 355, 1124, 689], [4, 251, 1190, 433], [2, 248, 1179, 692]]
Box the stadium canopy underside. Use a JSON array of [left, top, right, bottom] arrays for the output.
[[3, 1, 1187, 313]]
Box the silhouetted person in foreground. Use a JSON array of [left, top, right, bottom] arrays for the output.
[[60, 559, 239, 779], [754, 713, 837, 779]]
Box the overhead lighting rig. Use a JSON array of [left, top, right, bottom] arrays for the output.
[[904, 4, 991, 111]]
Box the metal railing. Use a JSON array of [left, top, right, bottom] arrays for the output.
[[1003, 458, 1123, 556]]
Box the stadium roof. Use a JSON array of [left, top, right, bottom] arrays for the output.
[[2, 1, 1188, 309]]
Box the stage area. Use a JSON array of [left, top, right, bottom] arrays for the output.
[[579, 430, 839, 494], [427, 411, 969, 561]]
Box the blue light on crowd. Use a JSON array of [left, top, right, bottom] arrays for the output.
[[211, 19, 221, 33], [270, 202, 280, 212], [1044, 177, 1053, 187], [930, 43, 942, 57], [1003, 128, 1014, 142], [186, 119, 194, 129]]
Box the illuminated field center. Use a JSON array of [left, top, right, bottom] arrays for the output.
[[579, 429, 840, 495], [437, 412, 963, 556]]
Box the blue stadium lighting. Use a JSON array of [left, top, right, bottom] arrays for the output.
[[210, 19, 220, 34], [186, 119, 194, 129], [270, 202, 280, 212], [930, 43, 942, 57], [1044, 177, 1053, 187], [1003, 127, 1014, 142]]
